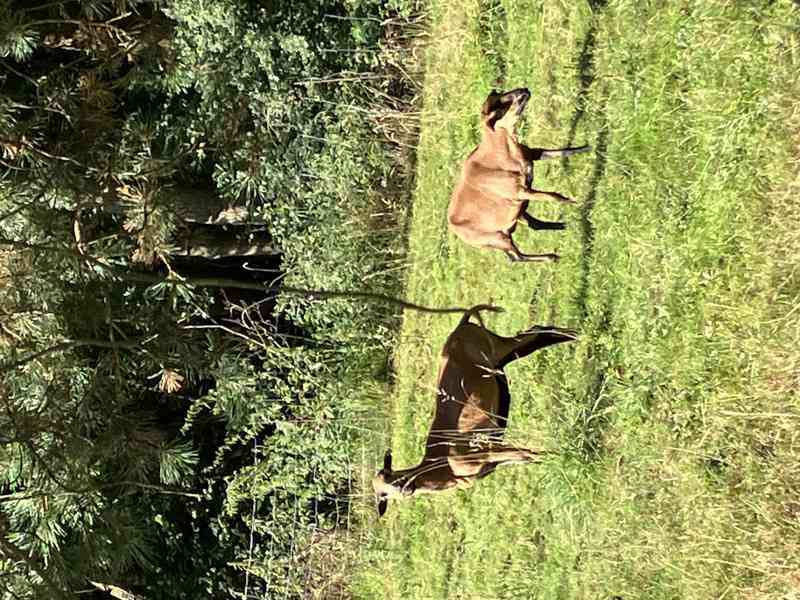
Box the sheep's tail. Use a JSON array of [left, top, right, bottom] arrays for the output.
[[459, 304, 504, 328]]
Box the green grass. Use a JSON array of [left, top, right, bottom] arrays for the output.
[[352, 1, 800, 598]]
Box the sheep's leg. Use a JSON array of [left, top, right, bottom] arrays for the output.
[[524, 162, 534, 190], [507, 251, 560, 263], [495, 325, 578, 367], [520, 212, 565, 230], [502, 137, 534, 182], [450, 447, 544, 477], [485, 232, 559, 263], [474, 323, 576, 367], [481, 447, 544, 465], [520, 144, 592, 161], [518, 189, 577, 205], [514, 145, 591, 188]]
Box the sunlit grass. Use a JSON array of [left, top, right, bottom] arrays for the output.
[[353, 1, 800, 598]]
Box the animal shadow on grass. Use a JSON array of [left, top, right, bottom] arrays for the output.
[[476, 0, 509, 86], [587, 0, 608, 11], [572, 121, 612, 461], [573, 301, 615, 462], [524, 2, 614, 462], [563, 2, 610, 166], [560, 5, 611, 322], [532, 295, 615, 463], [568, 4, 619, 460], [441, 521, 466, 598], [564, 1, 607, 147], [574, 123, 609, 324], [564, 21, 598, 162]]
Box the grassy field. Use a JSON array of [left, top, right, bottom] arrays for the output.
[[352, 1, 800, 599]]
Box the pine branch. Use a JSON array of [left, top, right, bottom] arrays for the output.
[[0, 138, 85, 167], [0, 341, 73, 372], [0, 59, 39, 88], [0, 481, 203, 502], [0, 536, 69, 600], [0, 197, 41, 224], [1, 396, 85, 494], [20, 1, 77, 13], [0, 235, 67, 252], [0, 337, 149, 373]]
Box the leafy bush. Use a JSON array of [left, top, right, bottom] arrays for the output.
[[0, 0, 420, 598]]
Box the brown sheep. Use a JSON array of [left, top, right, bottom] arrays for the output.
[[447, 88, 591, 262], [373, 305, 577, 516]]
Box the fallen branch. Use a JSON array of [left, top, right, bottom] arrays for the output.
[[114, 269, 503, 318]]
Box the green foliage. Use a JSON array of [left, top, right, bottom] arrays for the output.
[[0, 0, 420, 598], [0, 19, 37, 62], [161, 0, 416, 340]]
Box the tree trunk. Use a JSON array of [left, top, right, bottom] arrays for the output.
[[177, 225, 280, 259], [162, 186, 251, 225], [79, 183, 280, 258], [89, 185, 251, 225]]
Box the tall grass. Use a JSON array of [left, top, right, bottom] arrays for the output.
[[352, 1, 800, 598]]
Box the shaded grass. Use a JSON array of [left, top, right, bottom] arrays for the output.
[[353, 1, 800, 599]]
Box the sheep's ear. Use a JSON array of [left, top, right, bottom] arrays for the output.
[[482, 103, 506, 131], [383, 449, 392, 471], [377, 498, 388, 518], [480, 91, 497, 116]]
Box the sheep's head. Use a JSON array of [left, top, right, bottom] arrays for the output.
[[481, 88, 531, 131], [372, 449, 412, 517]]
